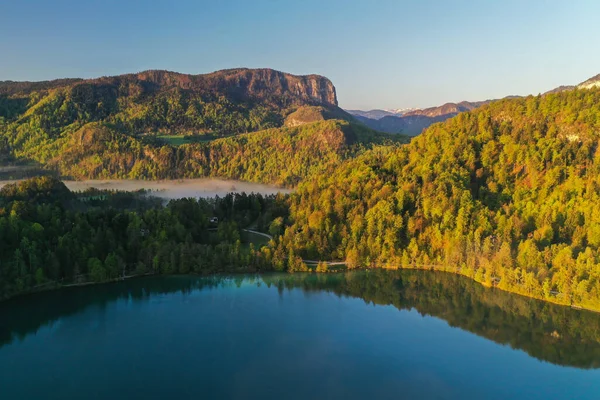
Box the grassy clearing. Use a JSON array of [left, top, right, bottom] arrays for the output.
[[156, 134, 224, 146]]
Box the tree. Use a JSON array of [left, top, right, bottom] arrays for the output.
[[88, 258, 106, 283]]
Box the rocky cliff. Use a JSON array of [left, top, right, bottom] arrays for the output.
[[0, 68, 341, 138], [79, 68, 338, 108]]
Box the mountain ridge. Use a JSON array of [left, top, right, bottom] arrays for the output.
[[1, 68, 338, 107]]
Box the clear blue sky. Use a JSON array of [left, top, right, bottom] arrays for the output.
[[1, 0, 599, 110]]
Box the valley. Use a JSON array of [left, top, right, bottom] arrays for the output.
[[3, 3, 600, 399], [3, 68, 600, 311]]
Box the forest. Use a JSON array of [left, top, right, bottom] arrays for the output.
[[274, 88, 600, 311], [0, 177, 289, 300], [0, 69, 400, 184], [41, 119, 400, 185], [3, 70, 600, 312]]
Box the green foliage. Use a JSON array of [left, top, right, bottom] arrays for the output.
[[0, 178, 289, 300], [0, 176, 73, 204], [2, 118, 399, 185], [0, 71, 399, 186], [277, 88, 600, 310]]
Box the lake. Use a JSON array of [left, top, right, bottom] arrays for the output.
[[1, 270, 600, 400], [0, 178, 291, 200]]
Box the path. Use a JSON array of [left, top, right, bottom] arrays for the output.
[[242, 229, 273, 241]]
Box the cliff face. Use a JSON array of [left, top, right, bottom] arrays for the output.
[[87, 68, 338, 107], [210, 68, 338, 107]]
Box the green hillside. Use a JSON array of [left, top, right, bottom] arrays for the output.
[[0, 70, 402, 185], [3, 118, 399, 184], [276, 88, 600, 310]]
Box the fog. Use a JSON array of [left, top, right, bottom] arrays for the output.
[[0, 178, 291, 199]]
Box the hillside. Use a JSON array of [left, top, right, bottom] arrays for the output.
[[0, 69, 404, 184], [283, 105, 354, 127], [276, 88, 600, 310], [32, 119, 402, 185], [403, 100, 486, 118], [0, 68, 339, 139]]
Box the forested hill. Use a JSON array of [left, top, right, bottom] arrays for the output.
[[277, 88, 600, 310], [46, 119, 402, 185], [0, 69, 398, 183], [0, 68, 339, 136]]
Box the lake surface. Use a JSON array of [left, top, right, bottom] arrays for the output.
[[0, 178, 291, 200], [1, 270, 600, 400]]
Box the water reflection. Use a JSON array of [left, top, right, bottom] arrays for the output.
[[1, 270, 599, 368]]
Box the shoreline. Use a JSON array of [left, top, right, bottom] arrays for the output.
[[3, 266, 599, 314]]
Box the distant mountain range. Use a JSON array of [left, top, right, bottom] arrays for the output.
[[347, 101, 490, 136], [349, 73, 600, 136], [343, 108, 416, 120], [576, 74, 600, 89], [545, 74, 600, 94]]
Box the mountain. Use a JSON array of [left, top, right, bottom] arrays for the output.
[[353, 100, 489, 136], [543, 85, 575, 95], [544, 73, 600, 94], [0, 68, 404, 183], [0, 68, 403, 184], [278, 87, 600, 310], [0, 68, 339, 138], [345, 108, 415, 120], [578, 74, 600, 90], [402, 100, 487, 117], [353, 114, 445, 136]]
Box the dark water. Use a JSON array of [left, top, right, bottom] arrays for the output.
[[1, 271, 600, 400]]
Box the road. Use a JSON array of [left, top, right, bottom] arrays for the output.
[[242, 229, 348, 266], [242, 229, 273, 240]]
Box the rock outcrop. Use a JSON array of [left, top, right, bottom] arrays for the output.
[[87, 68, 338, 107]]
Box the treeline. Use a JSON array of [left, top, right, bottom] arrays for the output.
[[275, 88, 600, 310], [0, 177, 288, 300]]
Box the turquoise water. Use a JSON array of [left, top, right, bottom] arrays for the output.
[[1, 271, 600, 399]]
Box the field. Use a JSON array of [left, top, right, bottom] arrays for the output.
[[156, 134, 224, 146]]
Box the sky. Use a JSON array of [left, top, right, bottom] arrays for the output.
[[1, 0, 600, 110]]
